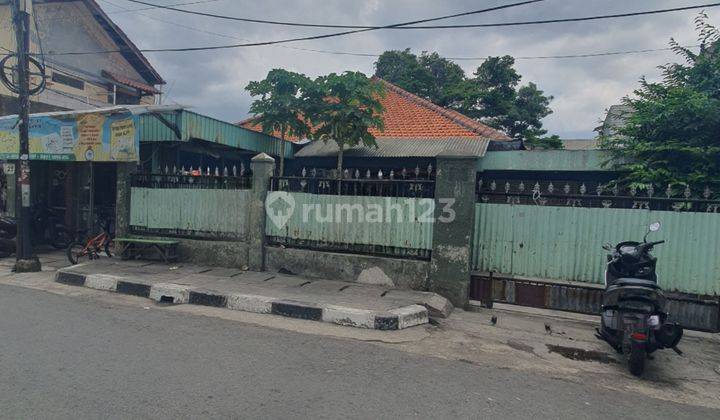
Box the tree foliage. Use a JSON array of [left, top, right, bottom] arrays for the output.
[[311, 72, 385, 176], [375, 50, 559, 148], [374, 49, 465, 108], [246, 69, 314, 176], [600, 14, 720, 189]]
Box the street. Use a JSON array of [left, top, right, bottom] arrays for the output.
[[1, 283, 717, 419]]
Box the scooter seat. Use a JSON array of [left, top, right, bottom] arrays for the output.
[[612, 277, 661, 289]]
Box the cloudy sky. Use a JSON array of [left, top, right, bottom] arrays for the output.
[[98, 0, 719, 138]]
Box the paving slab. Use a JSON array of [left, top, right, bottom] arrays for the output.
[[54, 259, 448, 330]]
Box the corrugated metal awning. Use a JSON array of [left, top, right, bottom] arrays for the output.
[[294, 137, 490, 158]]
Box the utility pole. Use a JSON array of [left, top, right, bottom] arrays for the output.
[[11, 0, 40, 272]]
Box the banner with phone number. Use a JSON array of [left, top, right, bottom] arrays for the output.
[[0, 112, 139, 162]]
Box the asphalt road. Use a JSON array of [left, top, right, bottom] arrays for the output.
[[0, 284, 717, 419]]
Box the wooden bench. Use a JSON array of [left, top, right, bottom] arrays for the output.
[[115, 238, 179, 263]]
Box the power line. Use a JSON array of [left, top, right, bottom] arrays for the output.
[[91, 0, 708, 62], [42, 87, 102, 108], [509, 45, 700, 60], [6, 5, 699, 63], [78, 5, 706, 62], [99, 0, 242, 41], [122, 0, 720, 29], [107, 0, 221, 14], [38, 0, 545, 56]]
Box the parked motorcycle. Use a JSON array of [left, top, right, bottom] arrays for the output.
[[31, 207, 72, 250], [0, 208, 71, 258], [596, 221, 684, 376], [0, 215, 16, 258]]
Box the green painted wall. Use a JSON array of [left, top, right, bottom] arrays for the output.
[[478, 150, 611, 172], [265, 192, 434, 250], [473, 203, 720, 296], [130, 187, 250, 239]]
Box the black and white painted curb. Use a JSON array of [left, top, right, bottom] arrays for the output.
[[55, 269, 428, 330]]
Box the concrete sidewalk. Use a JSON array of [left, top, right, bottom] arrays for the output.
[[54, 259, 452, 330]]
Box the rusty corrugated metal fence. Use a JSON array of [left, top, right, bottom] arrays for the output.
[[130, 188, 251, 240], [265, 192, 434, 257], [473, 203, 720, 296]]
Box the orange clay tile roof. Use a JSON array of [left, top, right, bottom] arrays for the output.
[[237, 77, 510, 142]]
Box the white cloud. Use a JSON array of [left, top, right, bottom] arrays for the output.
[[102, 0, 720, 138]]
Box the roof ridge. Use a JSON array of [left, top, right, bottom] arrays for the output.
[[236, 116, 259, 126], [372, 77, 510, 141], [83, 0, 164, 85]]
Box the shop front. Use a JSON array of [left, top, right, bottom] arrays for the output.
[[0, 108, 139, 246]]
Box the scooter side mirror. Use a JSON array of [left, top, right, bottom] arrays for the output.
[[644, 221, 661, 242], [602, 243, 612, 251]]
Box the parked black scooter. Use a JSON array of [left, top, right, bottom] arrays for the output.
[[0, 208, 71, 258], [0, 215, 16, 258], [596, 221, 684, 376]]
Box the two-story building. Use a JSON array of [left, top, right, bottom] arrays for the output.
[[0, 0, 164, 114], [0, 0, 164, 237]]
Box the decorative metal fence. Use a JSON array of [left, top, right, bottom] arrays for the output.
[[130, 173, 251, 240], [132, 172, 252, 190], [271, 165, 436, 198], [476, 177, 720, 213]]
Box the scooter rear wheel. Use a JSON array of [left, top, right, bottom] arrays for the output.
[[628, 346, 646, 376]]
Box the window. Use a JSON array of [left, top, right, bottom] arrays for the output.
[[51, 72, 85, 90]]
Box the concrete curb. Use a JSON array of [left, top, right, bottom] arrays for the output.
[[54, 269, 428, 331]]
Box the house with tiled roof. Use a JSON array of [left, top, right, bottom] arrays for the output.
[[238, 77, 512, 175]]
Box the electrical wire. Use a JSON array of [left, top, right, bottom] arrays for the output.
[[122, 0, 720, 29], [76, 5, 705, 62], [508, 45, 700, 60], [108, 0, 221, 14], [3, 7, 699, 63], [38, 0, 545, 56], [99, 0, 242, 41], [36, 0, 223, 22], [42, 87, 102, 108], [30, 1, 45, 67]]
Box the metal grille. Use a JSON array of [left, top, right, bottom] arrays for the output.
[[270, 177, 435, 198], [132, 173, 252, 190], [476, 177, 720, 213]]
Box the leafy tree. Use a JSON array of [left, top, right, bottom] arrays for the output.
[[525, 134, 564, 150], [375, 51, 559, 148], [311, 72, 385, 177], [375, 49, 434, 100], [375, 49, 465, 107], [418, 52, 466, 107], [246, 69, 314, 176], [600, 14, 720, 189], [463, 56, 555, 145]]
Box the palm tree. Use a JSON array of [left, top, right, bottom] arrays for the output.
[[312, 72, 385, 179], [246, 69, 314, 176]]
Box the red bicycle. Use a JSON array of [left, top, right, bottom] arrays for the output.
[[66, 219, 114, 265]]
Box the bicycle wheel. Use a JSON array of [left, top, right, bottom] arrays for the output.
[[67, 241, 88, 265]]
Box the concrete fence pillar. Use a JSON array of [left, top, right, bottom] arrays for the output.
[[115, 162, 138, 238], [429, 155, 477, 307], [248, 153, 275, 271]]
